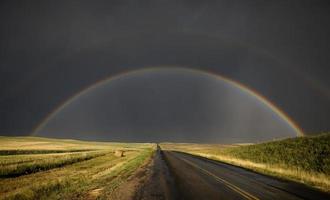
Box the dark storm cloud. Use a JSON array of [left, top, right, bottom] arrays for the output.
[[0, 0, 329, 139]]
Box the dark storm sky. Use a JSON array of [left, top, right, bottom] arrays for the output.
[[0, 0, 330, 139]]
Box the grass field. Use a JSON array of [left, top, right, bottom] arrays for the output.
[[0, 136, 155, 200], [2, 134, 329, 198], [161, 133, 330, 192]]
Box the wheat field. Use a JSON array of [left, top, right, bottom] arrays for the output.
[[0, 136, 155, 200]]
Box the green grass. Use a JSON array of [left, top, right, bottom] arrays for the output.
[[0, 136, 155, 200], [0, 151, 107, 177], [161, 133, 330, 192], [223, 133, 330, 175]]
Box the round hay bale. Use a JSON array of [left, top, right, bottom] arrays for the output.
[[114, 150, 125, 157]]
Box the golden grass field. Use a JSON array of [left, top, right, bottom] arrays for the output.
[[160, 133, 330, 192], [1, 134, 329, 199], [0, 137, 155, 200]]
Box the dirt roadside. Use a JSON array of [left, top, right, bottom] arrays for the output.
[[109, 147, 178, 200]]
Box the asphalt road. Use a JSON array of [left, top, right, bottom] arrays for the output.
[[161, 151, 330, 200]]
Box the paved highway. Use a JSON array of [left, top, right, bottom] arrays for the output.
[[161, 151, 330, 200]]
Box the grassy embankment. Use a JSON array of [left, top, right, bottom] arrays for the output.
[[161, 133, 330, 192], [0, 136, 155, 200]]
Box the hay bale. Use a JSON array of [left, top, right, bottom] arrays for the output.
[[114, 150, 125, 157]]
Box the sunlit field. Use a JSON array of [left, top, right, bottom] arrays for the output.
[[161, 133, 330, 192], [0, 137, 155, 200]]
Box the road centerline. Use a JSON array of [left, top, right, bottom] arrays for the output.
[[172, 152, 260, 200]]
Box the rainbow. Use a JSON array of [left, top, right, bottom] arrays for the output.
[[32, 66, 304, 136]]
